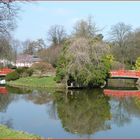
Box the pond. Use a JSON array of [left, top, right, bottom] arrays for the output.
[[0, 85, 140, 138]]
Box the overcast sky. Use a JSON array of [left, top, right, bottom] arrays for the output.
[[14, 1, 140, 43]]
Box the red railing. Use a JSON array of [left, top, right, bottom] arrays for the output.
[[110, 70, 140, 78], [0, 68, 13, 75], [0, 87, 8, 94], [104, 89, 140, 98]]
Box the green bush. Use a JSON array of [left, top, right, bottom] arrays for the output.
[[5, 71, 20, 81], [135, 57, 140, 70], [16, 67, 28, 75], [21, 68, 33, 77], [15, 67, 33, 77], [26, 68, 34, 76], [54, 75, 61, 83]]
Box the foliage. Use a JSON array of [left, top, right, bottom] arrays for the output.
[[5, 71, 19, 81], [0, 1, 18, 36], [55, 42, 70, 83], [110, 22, 132, 67], [56, 37, 111, 86], [47, 25, 67, 46], [73, 16, 98, 38], [23, 39, 46, 55], [38, 45, 63, 67], [16, 67, 33, 77], [31, 62, 55, 77], [54, 90, 111, 134], [111, 61, 124, 70], [0, 125, 40, 138], [0, 36, 14, 61], [134, 57, 140, 70]]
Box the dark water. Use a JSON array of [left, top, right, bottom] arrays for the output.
[[1, 86, 140, 138]]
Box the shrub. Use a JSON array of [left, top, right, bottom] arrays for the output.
[[31, 62, 55, 77], [5, 71, 20, 81], [15, 67, 33, 77], [54, 75, 61, 83], [135, 57, 140, 70], [16, 67, 28, 75], [26, 68, 34, 76]]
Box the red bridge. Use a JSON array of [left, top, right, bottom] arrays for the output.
[[0, 68, 13, 76], [104, 89, 140, 98], [110, 70, 140, 79]]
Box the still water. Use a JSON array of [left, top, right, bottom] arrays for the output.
[[0, 86, 140, 138]]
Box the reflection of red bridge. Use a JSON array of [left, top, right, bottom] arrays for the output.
[[104, 89, 140, 98], [0, 68, 13, 76], [0, 87, 8, 94], [110, 70, 140, 79]]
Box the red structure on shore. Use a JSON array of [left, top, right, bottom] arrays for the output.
[[110, 70, 140, 79], [0, 68, 13, 76]]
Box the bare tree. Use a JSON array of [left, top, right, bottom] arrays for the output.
[[0, 0, 19, 66], [47, 25, 67, 46], [110, 22, 132, 67], [0, 0, 18, 36], [23, 39, 46, 55], [73, 16, 99, 38], [0, 35, 13, 61]]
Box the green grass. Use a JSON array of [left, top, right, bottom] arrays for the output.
[[0, 125, 40, 139], [7, 76, 65, 89]]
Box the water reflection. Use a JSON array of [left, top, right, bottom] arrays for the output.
[[0, 86, 140, 137], [54, 89, 111, 135], [104, 88, 140, 127], [0, 92, 15, 112]]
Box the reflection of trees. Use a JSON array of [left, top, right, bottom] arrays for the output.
[[6, 86, 33, 94], [47, 101, 58, 120], [108, 96, 140, 127], [24, 90, 53, 105], [24, 90, 58, 120], [110, 97, 131, 127], [0, 88, 15, 129], [54, 89, 111, 135], [0, 94, 15, 112], [130, 97, 140, 117]]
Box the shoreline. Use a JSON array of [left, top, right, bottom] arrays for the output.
[[6, 76, 65, 90], [0, 124, 40, 138]]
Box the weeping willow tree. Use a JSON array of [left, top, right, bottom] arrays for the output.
[[56, 37, 112, 87]]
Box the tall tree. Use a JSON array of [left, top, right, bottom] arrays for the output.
[[47, 25, 66, 46], [110, 22, 132, 67], [23, 39, 46, 55], [0, 0, 19, 65], [0, 0, 18, 36], [56, 37, 111, 86], [73, 16, 98, 38]]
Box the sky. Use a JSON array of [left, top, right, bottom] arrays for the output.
[[14, 1, 140, 44]]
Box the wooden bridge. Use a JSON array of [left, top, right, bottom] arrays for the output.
[[0, 68, 13, 76], [110, 70, 140, 79], [104, 89, 140, 98]]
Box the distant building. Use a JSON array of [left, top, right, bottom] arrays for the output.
[[16, 54, 41, 67]]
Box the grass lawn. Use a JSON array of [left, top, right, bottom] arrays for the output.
[[7, 76, 65, 89], [0, 125, 40, 139]]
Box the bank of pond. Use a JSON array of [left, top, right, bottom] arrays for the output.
[[1, 84, 140, 138], [0, 125, 40, 138]]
